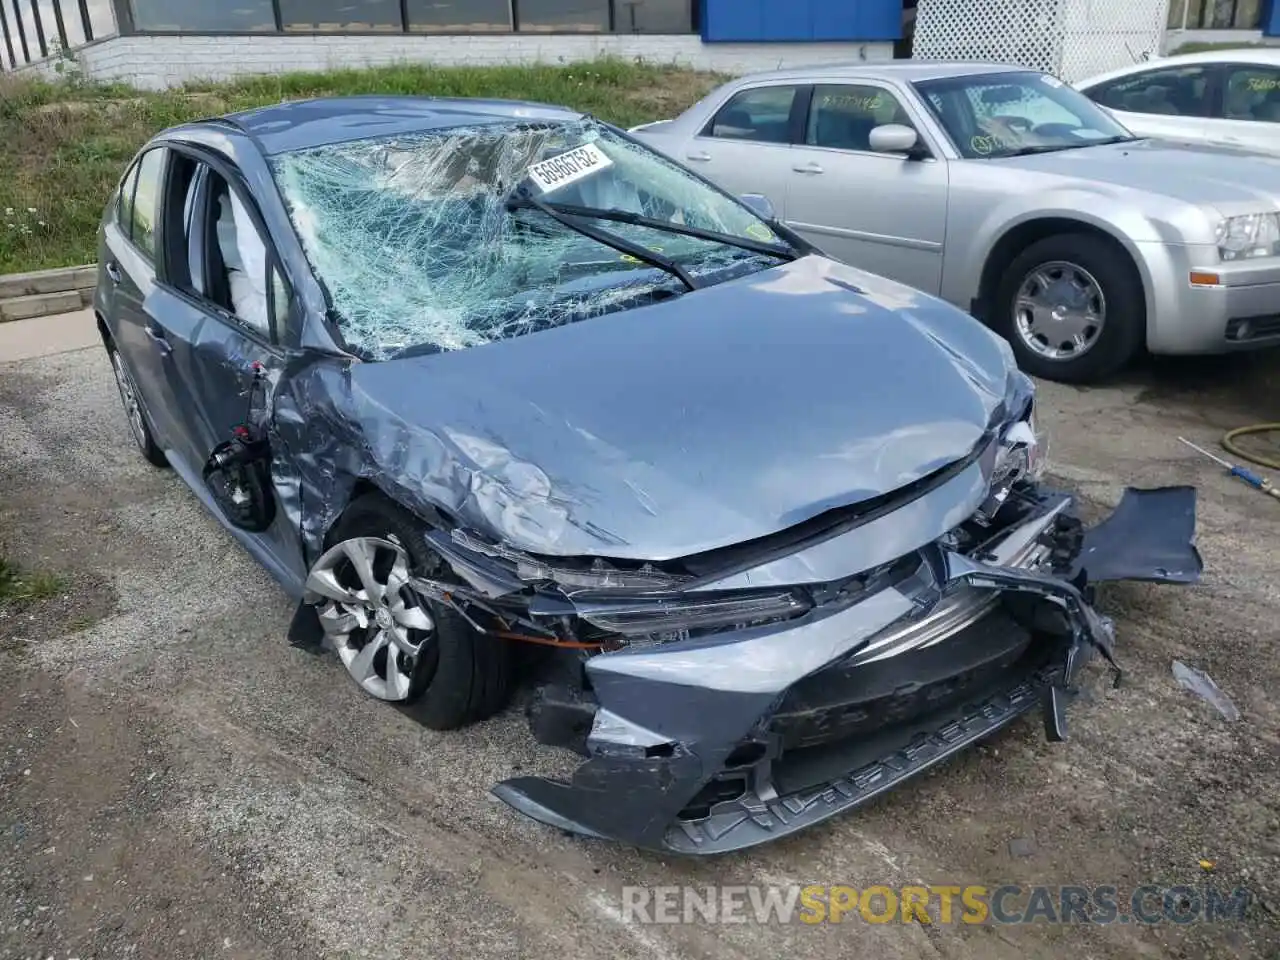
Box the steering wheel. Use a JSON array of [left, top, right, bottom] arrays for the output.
[[991, 114, 1034, 133]]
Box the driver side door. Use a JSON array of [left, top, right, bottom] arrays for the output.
[[147, 146, 307, 588]]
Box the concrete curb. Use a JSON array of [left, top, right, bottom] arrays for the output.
[[0, 264, 96, 323]]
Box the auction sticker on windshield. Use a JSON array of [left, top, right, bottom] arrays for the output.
[[527, 143, 614, 193]]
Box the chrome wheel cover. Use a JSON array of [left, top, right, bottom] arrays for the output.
[[305, 537, 435, 701], [110, 350, 149, 451], [1012, 260, 1106, 362]]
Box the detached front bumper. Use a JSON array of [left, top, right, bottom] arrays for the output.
[[493, 486, 1202, 854]]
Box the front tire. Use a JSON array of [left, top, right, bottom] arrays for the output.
[[308, 494, 514, 730], [106, 340, 168, 468], [992, 233, 1145, 383]]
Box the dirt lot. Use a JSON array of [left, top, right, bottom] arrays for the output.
[[2, 329, 1279, 960]]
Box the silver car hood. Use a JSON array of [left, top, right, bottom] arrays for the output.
[[998, 138, 1280, 212]]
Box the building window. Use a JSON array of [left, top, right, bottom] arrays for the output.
[[0, 0, 114, 65], [517, 0, 609, 33], [128, 0, 276, 31], [407, 0, 512, 32], [279, 0, 402, 32], [1168, 0, 1262, 29], [613, 0, 690, 33], [0, 0, 700, 50], [89, 0, 116, 39], [17, 0, 44, 57]]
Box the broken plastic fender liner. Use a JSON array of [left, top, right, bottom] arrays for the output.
[[1073, 486, 1203, 584]]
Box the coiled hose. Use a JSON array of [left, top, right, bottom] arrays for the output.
[[1222, 424, 1280, 471]]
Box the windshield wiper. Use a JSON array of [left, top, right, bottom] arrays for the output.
[[1001, 135, 1143, 157], [507, 187, 700, 291], [540, 201, 798, 261]]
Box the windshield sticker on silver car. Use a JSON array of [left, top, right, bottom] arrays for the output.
[[971, 134, 1006, 155], [527, 143, 614, 193]]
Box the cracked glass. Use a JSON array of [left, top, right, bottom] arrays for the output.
[[268, 118, 785, 360]]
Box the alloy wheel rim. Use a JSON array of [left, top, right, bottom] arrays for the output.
[[1012, 260, 1107, 361], [111, 351, 149, 450], [305, 537, 435, 701]]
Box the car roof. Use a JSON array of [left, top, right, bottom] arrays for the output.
[[723, 60, 1032, 85], [203, 95, 584, 155], [1075, 47, 1280, 87]]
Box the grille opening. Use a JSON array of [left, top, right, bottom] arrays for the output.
[[771, 625, 1060, 797], [678, 776, 748, 821], [1226, 314, 1280, 341], [724, 741, 767, 768]]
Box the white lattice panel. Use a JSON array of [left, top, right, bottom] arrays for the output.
[[912, 0, 1169, 83], [1059, 0, 1169, 83]]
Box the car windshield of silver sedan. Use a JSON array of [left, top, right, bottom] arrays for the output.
[[912, 70, 1140, 160], [269, 118, 791, 360]]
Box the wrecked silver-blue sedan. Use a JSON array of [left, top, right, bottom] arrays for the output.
[[96, 96, 1203, 854]]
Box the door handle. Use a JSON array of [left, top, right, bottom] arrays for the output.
[[104, 261, 121, 284], [144, 323, 171, 354], [792, 162, 824, 174], [685, 151, 712, 162]]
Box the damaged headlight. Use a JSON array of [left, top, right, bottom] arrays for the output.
[[998, 412, 1047, 484], [450, 528, 689, 590], [978, 411, 1048, 522], [572, 589, 811, 638]]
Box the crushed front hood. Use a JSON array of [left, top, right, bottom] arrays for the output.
[[347, 255, 1018, 560]]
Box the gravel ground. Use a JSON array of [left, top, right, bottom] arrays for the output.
[[1, 337, 1279, 960]]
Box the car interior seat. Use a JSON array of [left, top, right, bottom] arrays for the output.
[[207, 181, 235, 313], [716, 107, 755, 138], [1135, 86, 1179, 115], [1259, 87, 1280, 121], [815, 109, 876, 151]]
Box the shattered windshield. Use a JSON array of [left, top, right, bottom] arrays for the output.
[[269, 118, 788, 360]]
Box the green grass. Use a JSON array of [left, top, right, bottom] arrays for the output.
[[0, 58, 723, 275], [0, 556, 65, 604]]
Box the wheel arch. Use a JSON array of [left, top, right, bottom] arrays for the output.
[[94, 309, 112, 347], [973, 215, 1153, 347], [318, 478, 450, 553]]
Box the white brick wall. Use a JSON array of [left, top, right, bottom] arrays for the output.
[[17, 33, 891, 90]]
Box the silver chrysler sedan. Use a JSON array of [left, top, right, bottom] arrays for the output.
[[632, 61, 1280, 382]]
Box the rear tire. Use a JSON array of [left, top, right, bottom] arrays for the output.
[[106, 340, 168, 468], [991, 233, 1145, 384], [319, 494, 514, 730]]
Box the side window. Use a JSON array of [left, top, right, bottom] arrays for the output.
[[167, 156, 275, 340], [702, 85, 800, 144], [1223, 66, 1280, 122], [116, 162, 141, 237], [806, 84, 913, 152], [130, 148, 167, 261], [209, 174, 272, 338], [1084, 66, 1211, 118]]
